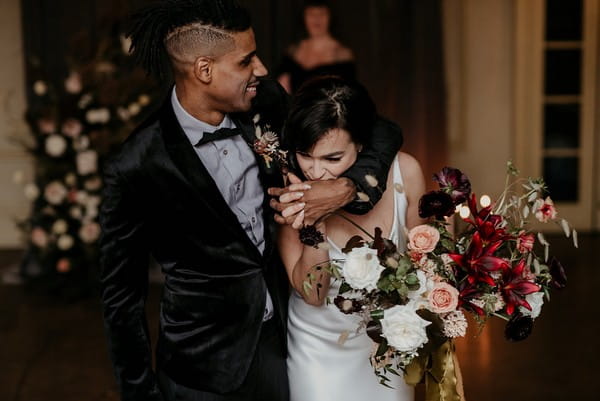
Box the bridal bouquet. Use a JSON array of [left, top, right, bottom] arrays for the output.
[[323, 162, 574, 396]]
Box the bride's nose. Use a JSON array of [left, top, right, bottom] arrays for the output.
[[311, 160, 327, 180]]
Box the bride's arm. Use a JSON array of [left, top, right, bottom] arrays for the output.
[[278, 222, 331, 306], [398, 152, 427, 229]]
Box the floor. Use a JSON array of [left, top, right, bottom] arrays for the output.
[[0, 234, 596, 401]]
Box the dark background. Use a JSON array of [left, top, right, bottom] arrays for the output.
[[20, 0, 447, 184]]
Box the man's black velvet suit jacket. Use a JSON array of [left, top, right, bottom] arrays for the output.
[[99, 80, 403, 401]]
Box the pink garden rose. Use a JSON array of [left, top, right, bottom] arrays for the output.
[[408, 224, 440, 253], [427, 282, 459, 313], [31, 227, 48, 248], [56, 258, 71, 273], [534, 197, 557, 222], [517, 231, 535, 253]]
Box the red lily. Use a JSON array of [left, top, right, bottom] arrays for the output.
[[457, 281, 485, 316], [449, 231, 509, 286], [464, 194, 510, 243], [501, 259, 541, 315]]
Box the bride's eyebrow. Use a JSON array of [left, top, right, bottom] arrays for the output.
[[319, 151, 345, 158]]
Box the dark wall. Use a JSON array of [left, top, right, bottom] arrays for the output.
[[21, 0, 446, 179]]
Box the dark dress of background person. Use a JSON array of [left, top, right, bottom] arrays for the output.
[[99, 78, 403, 400], [277, 53, 355, 94]]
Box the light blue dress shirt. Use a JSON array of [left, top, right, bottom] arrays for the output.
[[171, 88, 273, 321]]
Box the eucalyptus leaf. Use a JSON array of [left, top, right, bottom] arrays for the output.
[[560, 219, 571, 238]]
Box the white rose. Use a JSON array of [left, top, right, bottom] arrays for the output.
[[128, 102, 141, 116], [65, 173, 77, 186], [52, 219, 68, 234], [407, 270, 430, 301], [117, 107, 130, 121], [76, 150, 98, 175], [33, 80, 47, 96], [45, 135, 68, 157], [86, 108, 110, 124], [85, 205, 99, 220], [138, 94, 151, 106], [75, 190, 88, 204], [342, 246, 385, 291], [520, 291, 544, 318], [79, 222, 101, 244], [24, 183, 40, 200], [64, 72, 82, 94], [69, 206, 83, 220], [381, 303, 431, 353], [57, 234, 74, 250], [73, 135, 90, 151], [44, 181, 68, 205]]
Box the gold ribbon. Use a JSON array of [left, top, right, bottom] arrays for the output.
[[405, 340, 466, 401]]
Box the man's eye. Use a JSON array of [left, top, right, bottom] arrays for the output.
[[325, 157, 342, 162], [240, 58, 252, 66]]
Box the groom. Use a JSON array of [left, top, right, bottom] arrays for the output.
[[99, 1, 403, 400]]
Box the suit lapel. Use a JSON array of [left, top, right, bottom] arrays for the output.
[[159, 102, 262, 258]]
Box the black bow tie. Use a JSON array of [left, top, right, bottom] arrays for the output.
[[195, 127, 242, 146]]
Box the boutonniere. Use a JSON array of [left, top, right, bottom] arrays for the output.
[[252, 113, 289, 174]]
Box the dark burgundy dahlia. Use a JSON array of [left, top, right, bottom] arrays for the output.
[[418, 190, 455, 220], [433, 167, 472, 204]]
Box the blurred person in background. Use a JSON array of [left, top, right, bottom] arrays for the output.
[[277, 0, 355, 93]]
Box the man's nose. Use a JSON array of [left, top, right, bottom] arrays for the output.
[[253, 56, 268, 77]]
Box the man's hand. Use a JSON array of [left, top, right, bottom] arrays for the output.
[[268, 173, 356, 228]]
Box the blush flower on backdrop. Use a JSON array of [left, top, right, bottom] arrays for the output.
[[13, 25, 159, 298]]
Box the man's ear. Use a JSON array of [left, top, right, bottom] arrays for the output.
[[193, 56, 213, 83]]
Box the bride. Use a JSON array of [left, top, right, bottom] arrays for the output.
[[277, 76, 426, 401]]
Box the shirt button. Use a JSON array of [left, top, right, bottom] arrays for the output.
[[236, 184, 241, 192], [223, 149, 228, 155], [251, 217, 256, 224]]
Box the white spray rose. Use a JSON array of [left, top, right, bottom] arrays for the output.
[[76, 150, 98, 175], [381, 303, 431, 353], [52, 219, 68, 234], [45, 135, 68, 157], [520, 291, 544, 318], [57, 235, 74, 250], [79, 222, 101, 244], [342, 246, 385, 291]]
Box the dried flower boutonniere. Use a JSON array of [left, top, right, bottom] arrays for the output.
[[252, 113, 289, 174]]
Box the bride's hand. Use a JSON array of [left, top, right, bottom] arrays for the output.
[[269, 173, 356, 226]]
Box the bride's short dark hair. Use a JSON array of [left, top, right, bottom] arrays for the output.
[[284, 75, 377, 154]]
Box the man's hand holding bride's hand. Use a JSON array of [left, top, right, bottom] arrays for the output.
[[268, 173, 356, 229]]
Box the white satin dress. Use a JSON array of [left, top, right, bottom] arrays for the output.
[[287, 156, 414, 401]]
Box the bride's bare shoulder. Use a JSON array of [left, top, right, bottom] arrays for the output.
[[397, 151, 423, 178]]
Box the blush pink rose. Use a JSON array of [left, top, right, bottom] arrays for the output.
[[428, 282, 459, 313], [408, 224, 440, 253]]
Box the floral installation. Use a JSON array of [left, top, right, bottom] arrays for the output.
[[251, 113, 289, 174], [15, 24, 159, 297], [309, 161, 574, 398]]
